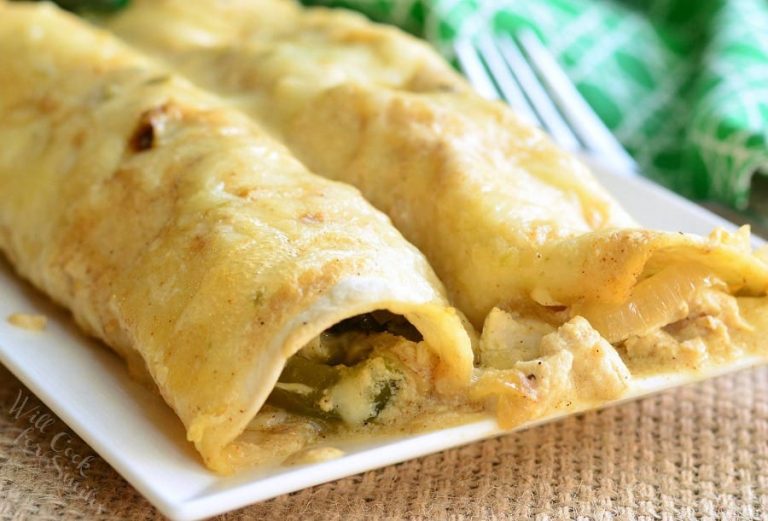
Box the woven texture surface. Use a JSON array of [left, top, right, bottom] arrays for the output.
[[1, 363, 767, 520]]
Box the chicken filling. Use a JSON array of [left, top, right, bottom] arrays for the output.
[[473, 263, 759, 428]]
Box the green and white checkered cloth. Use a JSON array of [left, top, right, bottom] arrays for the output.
[[304, 0, 768, 211]]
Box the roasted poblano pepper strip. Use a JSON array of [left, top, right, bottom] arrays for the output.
[[266, 356, 341, 422], [266, 354, 404, 425], [266, 387, 340, 423], [277, 355, 339, 389], [370, 380, 395, 421]]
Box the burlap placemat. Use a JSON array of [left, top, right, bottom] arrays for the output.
[[1, 362, 766, 521]]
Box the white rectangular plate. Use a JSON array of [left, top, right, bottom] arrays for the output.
[[1, 160, 766, 521]]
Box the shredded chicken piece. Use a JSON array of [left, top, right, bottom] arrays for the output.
[[474, 311, 630, 428]]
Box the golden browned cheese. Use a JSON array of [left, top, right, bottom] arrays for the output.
[[106, 0, 768, 330], [0, 3, 474, 473]]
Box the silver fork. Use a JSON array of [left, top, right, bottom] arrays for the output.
[[454, 29, 638, 175], [454, 30, 768, 238]]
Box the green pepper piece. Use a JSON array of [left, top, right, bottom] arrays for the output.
[[266, 353, 407, 425], [367, 381, 394, 423], [264, 356, 340, 421], [266, 387, 339, 423], [277, 355, 339, 388]]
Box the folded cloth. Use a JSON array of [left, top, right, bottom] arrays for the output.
[[303, 0, 768, 211]]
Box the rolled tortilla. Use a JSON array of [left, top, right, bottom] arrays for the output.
[[106, 0, 768, 427], [105, 0, 768, 325], [0, 2, 473, 473]]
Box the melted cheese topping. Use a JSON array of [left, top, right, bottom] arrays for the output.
[[106, 0, 638, 327]]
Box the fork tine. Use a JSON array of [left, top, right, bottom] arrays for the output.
[[515, 29, 638, 172], [453, 39, 500, 102], [495, 35, 581, 152], [474, 34, 538, 125]]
